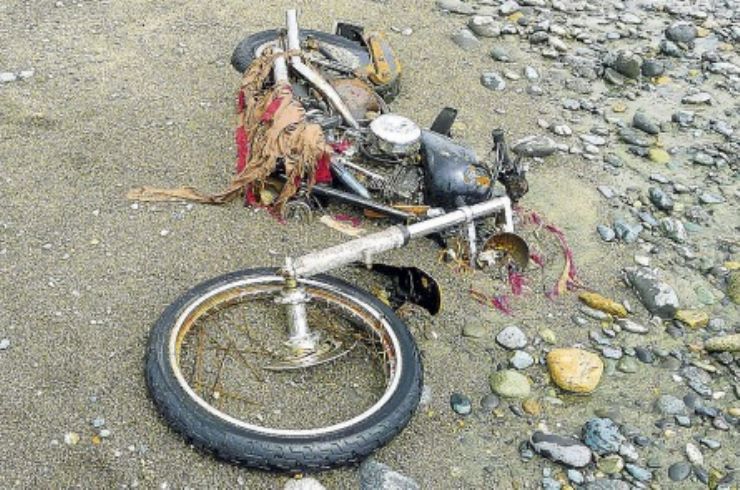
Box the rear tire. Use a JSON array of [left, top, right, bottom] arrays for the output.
[[231, 29, 369, 74], [145, 268, 423, 471]]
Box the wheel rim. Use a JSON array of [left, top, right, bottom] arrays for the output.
[[167, 274, 403, 436]]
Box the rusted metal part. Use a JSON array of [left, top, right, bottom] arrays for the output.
[[330, 78, 380, 120], [481, 232, 530, 271]]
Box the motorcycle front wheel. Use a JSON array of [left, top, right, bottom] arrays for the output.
[[145, 268, 422, 471]]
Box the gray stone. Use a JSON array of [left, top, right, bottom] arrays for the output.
[[530, 431, 592, 468], [665, 22, 698, 44], [641, 59, 664, 77], [436, 0, 476, 14], [468, 16, 501, 37], [0, 72, 18, 83], [480, 71, 506, 91], [597, 225, 615, 242], [452, 28, 481, 50], [359, 459, 420, 490], [450, 393, 472, 416], [480, 394, 500, 411], [0, 338, 10, 350], [613, 51, 642, 79], [624, 267, 679, 318], [633, 112, 660, 134], [692, 152, 714, 166], [618, 127, 650, 147], [659, 217, 687, 243], [625, 463, 652, 481], [582, 418, 624, 455], [699, 192, 724, 204], [667, 461, 691, 481], [523, 66, 539, 80], [660, 39, 683, 57], [617, 319, 648, 334], [499, 0, 521, 15], [567, 469, 584, 484], [490, 47, 511, 62], [585, 480, 629, 490], [496, 325, 527, 349], [510, 350, 534, 369], [512, 135, 557, 157], [613, 219, 642, 243], [581, 134, 606, 146], [285, 477, 327, 490], [654, 395, 687, 415], [672, 111, 694, 127], [649, 187, 673, 212], [682, 92, 712, 105]]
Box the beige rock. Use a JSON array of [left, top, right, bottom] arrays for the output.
[[675, 309, 709, 329], [547, 348, 604, 393], [704, 334, 740, 353]]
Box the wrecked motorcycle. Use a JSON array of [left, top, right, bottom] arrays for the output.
[[145, 9, 524, 472]]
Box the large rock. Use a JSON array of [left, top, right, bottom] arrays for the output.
[[530, 431, 592, 468], [624, 267, 679, 318], [547, 348, 604, 393], [512, 135, 557, 157], [489, 369, 531, 398]]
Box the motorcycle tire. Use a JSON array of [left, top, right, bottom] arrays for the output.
[[145, 268, 423, 472]]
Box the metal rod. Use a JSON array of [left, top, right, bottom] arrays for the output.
[[311, 184, 414, 221], [292, 196, 513, 277], [285, 9, 360, 129], [271, 48, 289, 85]]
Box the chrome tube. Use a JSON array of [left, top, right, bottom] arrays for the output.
[[292, 197, 513, 277], [285, 9, 360, 129], [272, 48, 289, 85]]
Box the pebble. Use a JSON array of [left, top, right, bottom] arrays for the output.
[[436, 0, 476, 15], [597, 225, 616, 242], [616, 319, 648, 334], [1, 72, 19, 83], [668, 461, 691, 481], [634, 346, 654, 363], [530, 431, 592, 468], [654, 395, 687, 415], [704, 333, 740, 353], [480, 71, 506, 91], [452, 28, 481, 50], [468, 16, 501, 37], [547, 348, 604, 393], [496, 325, 527, 350], [633, 112, 660, 135], [613, 220, 642, 243], [64, 432, 80, 446], [682, 92, 712, 105], [625, 463, 652, 481], [685, 442, 703, 466], [617, 356, 638, 373], [692, 152, 715, 166], [648, 187, 673, 212], [480, 394, 500, 411], [285, 477, 326, 490], [359, 459, 419, 490], [450, 393, 472, 416], [582, 418, 624, 455], [523, 66, 539, 80], [489, 369, 531, 398], [597, 454, 624, 474], [512, 135, 557, 157], [665, 22, 698, 43], [647, 148, 670, 164], [510, 350, 534, 369], [490, 47, 511, 62], [0, 338, 10, 350]]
